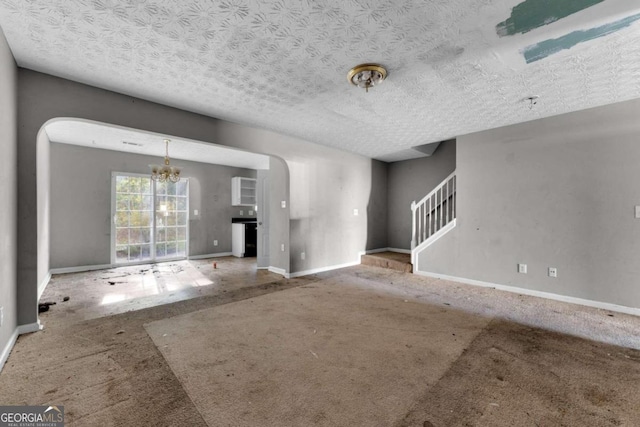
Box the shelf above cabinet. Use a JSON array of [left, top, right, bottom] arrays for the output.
[[232, 176, 256, 206]]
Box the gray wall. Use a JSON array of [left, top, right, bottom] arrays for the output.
[[18, 70, 386, 326], [50, 143, 256, 268], [418, 98, 640, 309], [387, 140, 456, 250], [0, 28, 17, 358], [367, 160, 389, 250]]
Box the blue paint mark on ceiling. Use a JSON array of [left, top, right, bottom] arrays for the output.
[[497, 0, 605, 37], [523, 13, 640, 63]]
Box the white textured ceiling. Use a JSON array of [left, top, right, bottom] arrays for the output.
[[2, 0, 640, 162], [45, 119, 270, 170]]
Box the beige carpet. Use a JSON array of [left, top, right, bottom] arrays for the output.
[[397, 319, 640, 426], [144, 278, 489, 426]]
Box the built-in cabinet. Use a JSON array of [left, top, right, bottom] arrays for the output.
[[231, 177, 256, 206]]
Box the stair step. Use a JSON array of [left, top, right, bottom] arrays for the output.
[[361, 252, 412, 273]]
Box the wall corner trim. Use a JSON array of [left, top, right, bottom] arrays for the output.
[[0, 328, 19, 373], [2, 322, 44, 371], [37, 272, 52, 300], [17, 322, 44, 335], [413, 270, 640, 317], [268, 266, 289, 278]]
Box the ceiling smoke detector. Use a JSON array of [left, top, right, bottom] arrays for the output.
[[347, 63, 387, 93]]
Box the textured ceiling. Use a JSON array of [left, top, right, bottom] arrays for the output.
[[2, 0, 640, 162]]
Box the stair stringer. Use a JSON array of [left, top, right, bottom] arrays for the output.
[[411, 219, 456, 272]]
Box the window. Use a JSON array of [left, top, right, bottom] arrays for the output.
[[112, 173, 188, 264]]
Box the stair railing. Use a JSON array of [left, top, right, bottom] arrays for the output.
[[411, 172, 456, 253]]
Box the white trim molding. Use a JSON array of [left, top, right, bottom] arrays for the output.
[[188, 252, 233, 260], [0, 329, 19, 373], [414, 270, 640, 317], [268, 266, 288, 278], [289, 259, 361, 278], [2, 322, 45, 372], [50, 264, 112, 275], [366, 247, 411, 255], [412, 219, 456, 267], [38, 272, 52, 300], [17, 321, 44, 335]]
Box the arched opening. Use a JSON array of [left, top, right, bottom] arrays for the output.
[[34, 117, 290, 325]]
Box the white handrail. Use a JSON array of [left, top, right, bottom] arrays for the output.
[[412, 170, 456, 211], [411, 172, 457, 251]]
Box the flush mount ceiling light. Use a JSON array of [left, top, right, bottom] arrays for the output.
[[150, 139, 181, 183], [347, 63, 387, 93]]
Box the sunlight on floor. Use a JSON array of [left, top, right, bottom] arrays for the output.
[[99, 264, 216, 305]]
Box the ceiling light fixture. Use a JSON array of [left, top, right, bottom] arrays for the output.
[[150, 139, 181, 183], [347, 63, 387, 92]]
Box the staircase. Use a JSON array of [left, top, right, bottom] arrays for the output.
[[361, 251, 412, 273], [411, 172, 457, 266]]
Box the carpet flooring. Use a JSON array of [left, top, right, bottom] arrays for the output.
[[1, 260, 639, 426]]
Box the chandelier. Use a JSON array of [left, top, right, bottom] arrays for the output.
[[347, 63, 387, 92], [150, 139, 181, 183]]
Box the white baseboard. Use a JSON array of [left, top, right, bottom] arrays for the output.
[[268, 266, 288, 278], [366, 247, 411, 255], [414, 270, 640, 317], [50, 264, 112, 275], [412, 219, 457, 266], [2, 322, 44, 372], [289, 258, 363, 279], [37, 272, 52, 300], [17, 321, 43, 335], [0, 328, 19, 373], [188, 252, 233, 260]]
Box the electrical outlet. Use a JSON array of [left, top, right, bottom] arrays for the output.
[[281, 243, 285, 252], [518, 263, 527, 274], [239, 210, 244, 216], [213, 240, 218, 246], [193, 209, 199, 216], [281, 200, 286, 208], [249, 210, 254, 215], [353, 208, 359, 216], [548, 267, 557, 278], [301, 252, 305, 260]]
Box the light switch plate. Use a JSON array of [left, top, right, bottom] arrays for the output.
[[353, 208, 359, 216], [518, 263, 527, 274], [239, 210, 243, 216], [249, 210, 254, 215], [281, 243, 285, 252], [281, 200, 286, 208], [194, 209, 199, 216], [213, 240, 218, 246]]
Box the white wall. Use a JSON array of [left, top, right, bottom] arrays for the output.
[[49, 143, 257, 268], [418, 98, 640, 309], [0, 27, 18, 363], [17, 70, 387, 326]]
